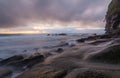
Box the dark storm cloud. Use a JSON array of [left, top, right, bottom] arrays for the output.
[[0, 0, 111, 28], [0, 0, 33, 28]]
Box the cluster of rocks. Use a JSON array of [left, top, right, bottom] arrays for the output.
[[76, 34, 112, 43], [0, 53, 44, 78], [0, 46, 66, 77], [16, 38, 120, 78], [47, 33, 67, 36]]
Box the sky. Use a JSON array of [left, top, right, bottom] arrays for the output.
[[0, 0, 111, 34]]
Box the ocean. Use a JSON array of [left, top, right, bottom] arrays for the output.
[[0, 34, 90, 59]]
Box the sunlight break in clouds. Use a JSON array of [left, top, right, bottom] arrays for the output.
[[0, 0, 111, 34]]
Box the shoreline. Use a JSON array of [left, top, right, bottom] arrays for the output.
[[0, 34, 120, 78]]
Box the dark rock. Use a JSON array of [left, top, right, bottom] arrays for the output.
[[56, 48, 64, 53], [87, 35, 108, 40], [8, 54, 44, 68], [47, 34, 50, 36], [88, 43, 120, 64], [111, 38, 120, 44], [76, 35, 112, 42], [87, 36, 98, 40], [80, 70, 109, 78], [76, 38, 85, 43], [0, 55, 24, 66], [89, 39, 110, 45], [99, 35, 112, 39], [23, 50, 27, 52], [65, 69, 110, 78], [58, 33, 67, 36], [76, 37, 97, 43], [0, 68, 12, 78]]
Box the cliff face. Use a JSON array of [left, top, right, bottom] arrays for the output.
[[105, 0, 120, 35]]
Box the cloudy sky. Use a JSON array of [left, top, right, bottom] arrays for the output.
[[0, 0, 111, 34]]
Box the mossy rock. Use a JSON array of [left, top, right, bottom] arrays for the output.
[[108, 0, 120, 12], [105, 0, 120, 35], [108, 0, 120, 16]]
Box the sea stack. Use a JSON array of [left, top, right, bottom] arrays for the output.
[[105, 0, 120, 35]]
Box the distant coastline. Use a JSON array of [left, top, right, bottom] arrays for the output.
[[0, 34, 23, 36]]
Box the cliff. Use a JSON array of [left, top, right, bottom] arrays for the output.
[[105, 0, 120, 35]]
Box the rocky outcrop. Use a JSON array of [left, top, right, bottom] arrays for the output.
[[88, 39, 120, 64], [16, 38, 120, 78], [8, 54, 44, 68], [0, 55, 24, 66], [105, 0, 120, 35], [0, 54, 44, 69]]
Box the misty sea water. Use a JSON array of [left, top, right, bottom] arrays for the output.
[[0, 34, 89, 59]]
